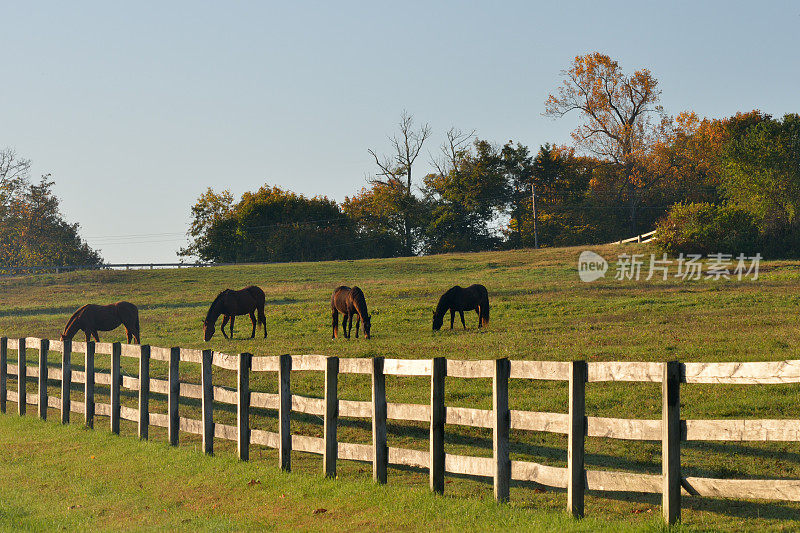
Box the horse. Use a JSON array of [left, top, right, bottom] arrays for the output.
[[203, 286, 267, 341], [61, 302, 140, 343], [432, 284, 490, 331], [331, 286, 371, 339]]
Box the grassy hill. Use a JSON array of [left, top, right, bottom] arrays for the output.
[[1, 244, 799, 531]]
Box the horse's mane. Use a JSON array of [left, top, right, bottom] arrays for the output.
[[62, 305, 89, 338], [350, 287, 369, 317], [434, 286, 461, 317], [205, 290, 229, 323]]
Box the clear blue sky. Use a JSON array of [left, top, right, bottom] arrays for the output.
[[2, 1, 798, 262]]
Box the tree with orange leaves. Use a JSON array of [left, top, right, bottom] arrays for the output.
[[545, 53, 669, 234]]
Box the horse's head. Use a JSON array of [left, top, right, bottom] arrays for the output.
[[203, 320, 214, 342], [432, 310, 443, 331], [364, 314, 372, 339]]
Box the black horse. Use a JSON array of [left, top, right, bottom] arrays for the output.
[[203, 286, 267, 341], [432, 284, 490, 331]]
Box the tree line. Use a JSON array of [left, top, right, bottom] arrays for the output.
[[2, 52, 797, 269], [183, 53, 799, 262]]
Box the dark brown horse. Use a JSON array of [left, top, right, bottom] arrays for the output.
[[203, 286, 267, 341], [432, 284, 489, 331], [331, 286, 371, 339], [61, 302, 140, 343]]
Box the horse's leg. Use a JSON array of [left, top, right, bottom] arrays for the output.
[[332, 308, 339, 339], [221, 315, 230, 338], [126, 328, 132, 343], [229, 315, 235, 338], [355, 315, 360, 338], [249, 311, 256, 338], [477, 307, 482, 328], [92, 330, 100, 342], [348, 314, 354, 339], [85, 330, 91, 343], [450, 309, 455, 329], [459, 311, 466, 329]]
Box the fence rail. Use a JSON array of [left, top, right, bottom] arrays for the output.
[[0, 262, 241, 276], [1, 336, 799, 525]]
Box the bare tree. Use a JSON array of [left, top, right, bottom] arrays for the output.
[[368, 111, 432, 255], [0, 148, 32, 203], [430, 127, 475, 177]]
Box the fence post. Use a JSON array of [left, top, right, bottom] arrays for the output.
[[279, 353, 292, 471], [18, 338, 26, 416], [138, 345, 150, 439], [110, 342, 121, 434], [61, 339, 72, 424], [662, 361, 681, 524], [202, 349, 213, 455], [372, 356, 388, 484], [324, 356, 339, 478], [568, 360, 587, 518], [430, 357, 446, 494], [493, 358, 510, 503], [85, 342, 95, 428], [38, 339, 49, 420], [168, 347, 180, 446], [237, 352, 251, 461], [0, 337, 6, 413]]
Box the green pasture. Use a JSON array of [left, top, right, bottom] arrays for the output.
[[1, 244, 799, 531]]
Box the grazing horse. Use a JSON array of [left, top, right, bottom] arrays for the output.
[[61, 302, 140, 343], [203, 286, 267, 341], [331, 286, 371, 339], [432, 284, 490, 331]]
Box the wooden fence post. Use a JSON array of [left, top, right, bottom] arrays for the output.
[[279, 353, 292, 471], [324, 356, 339, 478], [168, 347, 180, 446], [237, 352, 251, 461], [493, 358, 511, 503], [430, 356, 446, 494], [38, 339, 49, 420], [201, 349, 213, 455], [0, 337, 6, 413], [138, 345, 150, 439], [662, 360, 681, 524], [372, 356, 388, 484], [61, 339, 72, 424], [568, 360, 587, 518], [85, 342, 95, 428], [110, 342, 121, 434], [18, 338, 26, 416]]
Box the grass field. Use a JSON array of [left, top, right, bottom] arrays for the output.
[[1, 244, 800, 531]]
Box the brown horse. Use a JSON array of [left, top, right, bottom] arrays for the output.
[[331, 286, 371, 339], [61, 302, 140, 343], [432, 284, 489, 331], [203, 286, 267, 341]]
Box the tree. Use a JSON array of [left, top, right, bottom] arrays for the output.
[[499, 141, 535, 248], [423, 137, 509, 253], [342, 183, 407, 257], [181, 185, 371, 263], [368, 111, 432, 255], [0, 166, 102, 269], [179, 187, 234, 259], [721, 113, 800, 237], [545, 53, 669, 234]]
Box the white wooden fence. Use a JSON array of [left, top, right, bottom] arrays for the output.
[[1, 336, 800, 525]]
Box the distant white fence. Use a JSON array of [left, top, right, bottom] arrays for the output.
[[611, 230, 657, 245], [2, 336, 799, 525]]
